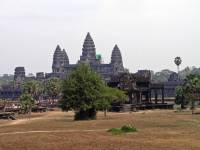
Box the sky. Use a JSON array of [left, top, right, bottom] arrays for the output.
[[0, 0, 200, 75]]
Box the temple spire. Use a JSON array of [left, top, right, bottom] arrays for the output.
[[80, 32, 97, 64], [111, 44, 123, 65], [62, 49, 69, 66], [55, 45, 61, 51], [52, 45, 69, 73], [86, 32, 92, 40], [111, 44, 124, 74]]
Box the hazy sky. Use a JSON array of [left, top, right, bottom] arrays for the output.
[[0, 0, 200, 75]]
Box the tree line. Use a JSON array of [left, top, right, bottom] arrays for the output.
[[176, 73, 200, 114], [20, 64, 127, 120]]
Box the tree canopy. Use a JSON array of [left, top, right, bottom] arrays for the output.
[[20, 94, 35, 114], [23, 80, 44, 99], [45, 78, 62, 100], [176, 73, 200, 114], [60, 63, 127, 120], [60, 64, 104, 111]]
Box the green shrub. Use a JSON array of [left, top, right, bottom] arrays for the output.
[[108, 124, 137, 135], [107, 128, 122, 134], [121, 124, 137, 132]]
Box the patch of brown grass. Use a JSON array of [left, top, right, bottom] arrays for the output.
[[0, 110, 200, 150]]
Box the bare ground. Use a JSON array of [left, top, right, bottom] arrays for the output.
[[0, 110, 200, 150]]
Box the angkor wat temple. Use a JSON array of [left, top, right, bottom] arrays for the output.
[[0, 33, 181, 102], [49, 32, 124, 81], [0, 33, 125, 99]]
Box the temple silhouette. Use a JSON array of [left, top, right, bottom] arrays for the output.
[[50, 32, 124, 81], [0, 33, 181, 107]]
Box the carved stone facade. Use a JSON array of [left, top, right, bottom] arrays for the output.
[[164, 72, 183, 97], [14, 67, 25, 88], [52, 33, 124, 81]]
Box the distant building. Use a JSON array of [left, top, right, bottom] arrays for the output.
[[36, 72, 45, 81], [164, 72, 183, 98], [0, 32, 181, 100], [51, 32, 124, 81], [13, 67, 25, 89]]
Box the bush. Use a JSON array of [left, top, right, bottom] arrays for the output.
[[108, 124, 137, 135], [108, 128, 122, 134], [121, 125, 137, 132]]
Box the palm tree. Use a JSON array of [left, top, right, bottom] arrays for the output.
[[174, 57, 182, 80], [20, 94, 35, 116], [23, 80, 43, 100], [183, 74, 200, 114], [45, 78, 62, 106]]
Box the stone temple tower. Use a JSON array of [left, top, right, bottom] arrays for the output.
[[80, 32, 97, 64], [14, 67, 26, 88], [50, 33, 125, 81], [52, 45, 69, 74], [111, 44, 124, 74], [62, 49, 69, 67]]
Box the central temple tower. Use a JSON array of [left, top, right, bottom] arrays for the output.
[[80, 33, 98, 64], [51, 32, 125, 80], [52, 45, 69, 74]]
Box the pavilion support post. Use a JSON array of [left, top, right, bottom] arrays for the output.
[[155, 90, 158, 104], [149, 90, 152, 103], [162, 89, 165, 104], [136, 93, 139, 104], [139, 92, 142, 104], [146, 93, 149, 104]]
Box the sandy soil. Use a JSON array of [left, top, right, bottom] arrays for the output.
[[0, 110, 200, 150]]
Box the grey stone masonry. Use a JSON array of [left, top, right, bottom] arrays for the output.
[[51, 33, 125, 82]]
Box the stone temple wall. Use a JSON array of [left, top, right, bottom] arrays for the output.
[[51, 33, 124, 82]]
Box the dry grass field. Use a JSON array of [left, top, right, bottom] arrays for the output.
[[0, 110, 200, 150]]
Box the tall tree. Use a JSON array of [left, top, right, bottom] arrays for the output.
[[183, 74, 200, 114], [20, 94, 35, 115], [60, 64, 106, 120], [96, 86, 127, 117], [23, 80, 43, 100], [174, 57, 182, 80], [175, 86, 186, 109], [45, 78, 62, 104], [177, 74, 200, 114]]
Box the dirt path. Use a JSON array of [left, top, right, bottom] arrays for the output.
[[0, 129, 108, 136], [0, 110, 164, 127], [0, 111, 64, 127]]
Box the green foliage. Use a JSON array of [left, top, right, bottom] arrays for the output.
[[60, 64, 105, 119], [60, 64, 127, 120], [20, 94, 35, 114], [121, 125, 137, 132], [175, 86, 188, 108], [107, 128, 122, 134], [23, 80, 44, 99], [45, 78, 62, 99], [177, 73, 200, 114], [108, 124, 137, 135], [95, 86, 127, 113]]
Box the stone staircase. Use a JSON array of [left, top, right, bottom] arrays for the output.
[[122, 104, 132, 112]]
